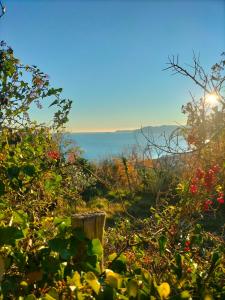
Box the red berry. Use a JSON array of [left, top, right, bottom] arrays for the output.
[[196, 168, 204, 179], [189, 184, 198, 194], [47, 150, 60, 160], [212, 164, 220, 173], [185, 241, 191, 247], [217, 197, 224, 204], [204, 199, 213, 211], [187, 267, 192, 273]]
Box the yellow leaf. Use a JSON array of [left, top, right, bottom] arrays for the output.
[[127, 279, 138, 298], [181, 290, 191, 298], [85, 272, 100, 295], [204, 295, 213, 300], [20, 281, 28, 288], [105, 269, 123, 289], [215, 185, 222, 192], [68, 271, 82, 288], [157, 282, 171, 299]]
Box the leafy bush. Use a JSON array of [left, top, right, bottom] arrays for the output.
[[0, 42, 225, 299]]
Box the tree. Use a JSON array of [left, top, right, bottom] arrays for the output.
[[0, 41, 72, 131], [165, 53, 225, 150]]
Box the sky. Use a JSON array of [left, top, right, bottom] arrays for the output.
[[0, 0, 225, 132]]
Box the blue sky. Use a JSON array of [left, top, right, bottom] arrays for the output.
[[1, 0, 225, 132]]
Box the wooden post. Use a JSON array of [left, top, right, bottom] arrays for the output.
[[71, 212, 106, 270]]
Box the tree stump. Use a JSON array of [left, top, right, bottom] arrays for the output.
[[71, 211, 106, 270]]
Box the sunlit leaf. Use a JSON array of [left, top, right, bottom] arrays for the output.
[[181, 290, 191, 298], [67, 271, 82, 288], [85, 272, 100, 295], [44, 288, 59, 300], [157, 282, 170, 299], [87, 239, 103, 258], [12, 210, 28, 228], [105, 269, 123, 289], [127, 279, 138, 298], [25, 295, 37, 300]]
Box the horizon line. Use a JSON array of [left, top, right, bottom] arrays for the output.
[[65, 123, 181, 134]]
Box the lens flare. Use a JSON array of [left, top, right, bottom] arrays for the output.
[[205, 93, 219, 106]]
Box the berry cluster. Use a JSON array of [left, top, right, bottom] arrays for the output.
[[47, 150, 60, 160], [184, 240, 191, 252], [188, 165, 224, 211]]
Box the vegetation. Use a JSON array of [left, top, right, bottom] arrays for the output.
[[0, 40, 224, 299]]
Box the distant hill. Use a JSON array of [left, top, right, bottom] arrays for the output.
[[115, 125, 179, 134]]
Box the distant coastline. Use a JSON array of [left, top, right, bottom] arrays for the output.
[[63, 125, 182, 160], [66, 124, 179, 134]]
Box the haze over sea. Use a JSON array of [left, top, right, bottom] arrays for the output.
[[64, 125, 186, 161]]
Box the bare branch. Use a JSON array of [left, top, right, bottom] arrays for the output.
[[0, 1, 6, 18]]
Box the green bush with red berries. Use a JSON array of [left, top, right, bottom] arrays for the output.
[[0, 42, 225, 299]]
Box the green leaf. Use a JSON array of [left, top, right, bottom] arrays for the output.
[[42, 295, 56, 300], [0, 181, 5, 196], [60, 249, 70, 260], [49, 99, 58, 107], [84, 255, 100, 273], [111, 254, 127, 273], [7, 166, 20, 178], [102, 286, 115, 300], [12, 210, 28, 228], [181, 290, 191, 298], [44, 288, 59, 300], [48, 238, 68, 253], [22, 164, 36, 176], [47, 88, 57, 97], [0, 226, 24, 246], [105, 269, 123, 289], [41, 256, 59, 274], [211, 252, 220, 265], [54, 216, 71, 227], [141, 268, 151, 283], [174, 253, 183, 279], [54, 216, 71, 234], [108, 252, 117, 261], [25, 295, 37, 300], [138, 290, 149, 300], [71, 227, 86, 241], [87, 239, 103, 258], [127, 279, 138, 298], [45, 175, 62, 192], [69, 237, 78, 256], [158, 235, 167, 256], [0, 212, 5, 221]]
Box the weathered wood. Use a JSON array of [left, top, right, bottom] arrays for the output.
[[71, 212, 106, 270]]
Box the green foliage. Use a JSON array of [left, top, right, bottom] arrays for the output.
[[0, 41, 72, 130], [0, 42, 224, 298]]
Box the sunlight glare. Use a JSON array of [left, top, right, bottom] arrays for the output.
[[205, 93, 219, 106]]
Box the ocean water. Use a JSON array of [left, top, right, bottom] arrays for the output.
[[65, 131, 146, 161], [63, 127, 186, 161]]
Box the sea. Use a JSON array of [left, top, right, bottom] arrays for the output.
[[63, 126, 186, 161]]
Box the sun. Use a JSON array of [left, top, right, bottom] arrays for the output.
[[205, 93, 219, 106]]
